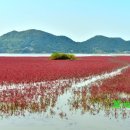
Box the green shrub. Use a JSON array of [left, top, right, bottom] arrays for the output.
[[50, 52, 76, 60]]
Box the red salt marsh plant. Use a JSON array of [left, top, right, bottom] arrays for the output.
[[67, 59, 130, 119], [0, 83, 70, 117], [0, 56, 130, 118], [0, 57, 126, 84], [91, 67, 130, 95], [69, 86, 130, 119]]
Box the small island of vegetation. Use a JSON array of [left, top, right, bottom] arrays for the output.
[[50, 52, 76, 60]]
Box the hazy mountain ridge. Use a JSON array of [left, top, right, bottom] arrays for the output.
[[0, 29, 130, 53]]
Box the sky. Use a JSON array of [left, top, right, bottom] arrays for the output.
[[0, 0, 130, 41]]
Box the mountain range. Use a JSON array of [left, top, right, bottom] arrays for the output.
[[0, 29, 130, 53]]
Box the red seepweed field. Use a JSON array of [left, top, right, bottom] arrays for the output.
[[0, 56, 130, 118], [0, 56, 128, 84]]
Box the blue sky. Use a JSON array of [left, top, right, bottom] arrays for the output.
[[0, 0, 130, 41]]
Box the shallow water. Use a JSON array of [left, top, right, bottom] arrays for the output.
[[0, 89, 130, 130], [1, 53, 130, 57]]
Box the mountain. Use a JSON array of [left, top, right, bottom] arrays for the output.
[[0, 29, 130, 53]]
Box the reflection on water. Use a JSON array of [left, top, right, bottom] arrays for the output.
[[0, 75, 130, 130]]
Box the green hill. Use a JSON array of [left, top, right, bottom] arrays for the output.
[[0, 29, 130, 53]]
